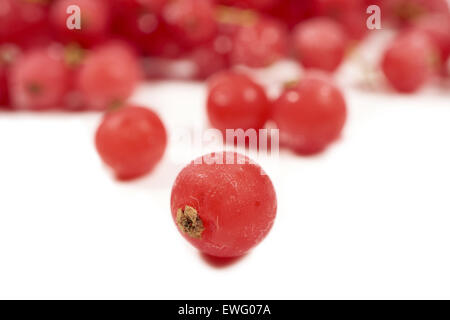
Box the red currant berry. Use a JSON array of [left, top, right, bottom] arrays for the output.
[[272, 73, 347, 155], [171, 151, 277, 258], [231, 17, 288, 68], [50, 0, 110, 47], [10, 47, 70, 111], [207, 71, 270, 133], [412, 13, 450, 64], [77, 42, 141, 110], [292, 17, 347, 72], [163, 0, 217, 46], [95, 105, 167, 181], [381, 30, 437, 93], [0, 0, 50, 47]]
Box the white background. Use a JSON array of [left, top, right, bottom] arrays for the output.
[[0, 31, 449, 299]]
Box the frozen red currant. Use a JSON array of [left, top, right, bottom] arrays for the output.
[[77, 41, 141, 110], [10, 47, 70, 111], [272, 73, 347, 155], [50, 0, 110, 47], [292, 17, 347, 72], [95, 105, 167, 180], [231, 17, 288, 68], [171, 151, 277, 258], [207, 71, 270, 133], [381, 30, 437, 93]]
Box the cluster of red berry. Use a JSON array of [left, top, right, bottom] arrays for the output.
[[1, 0, 449, 259]]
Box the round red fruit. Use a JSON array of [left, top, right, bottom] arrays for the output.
[[77, 42, 141, 110], [207, 71, 270, 133], [382, 30, 437, 93], [10, 47, 69, 111], [163, 0, 217, 46], [292, 17, 347, 72], [171, 151, 277, 258], [272, 74, 347, 155], [412, 13, 450, 64], [231, 17, 288, 68], [95, 105, 167, 180]]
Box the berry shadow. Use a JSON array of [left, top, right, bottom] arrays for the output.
[[199, 253, 247, 269]]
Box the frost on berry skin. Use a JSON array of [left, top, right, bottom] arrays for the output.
[[10, 47, 70, 111], [272, 73, 347, 155], [231, 17, 288, 68], [50, 0, 110, 47], [163, 0, 217, 46], [292, 17, 347, 72], [77, 42, 141, 110], [95, 105, 167, 181], [381, 30, 437, 93], [206, 71, 270, 133], [170, 152, 277, 258]]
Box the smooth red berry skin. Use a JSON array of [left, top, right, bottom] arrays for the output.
[[50, 0, 110, 47], [77, 42, 141, 110], [10, 48, 69, 111], [207, 71, 270, 133], [272, 74, 347, 155], [171, 152, 277, 258], [292, 17, 347, 72], [381, 30, 436, 93], [95, 106, 167, 180], [231, 18, 288, 68]]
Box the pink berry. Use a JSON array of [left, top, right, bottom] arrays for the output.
[[272, 73, 347, 155], [292, 17, 347, 72], [50, 0, 110, 47], [163, 0, 217, 46], [77, 42, 141, 110], [207, 71, 270, 132], [0, 0, 50, 47], [10, 47, 69, 111], [231, 17, 288, 68], [171, 151, 277, 258], [95, 105, 167, 180], [382, 30, 437, 93]]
